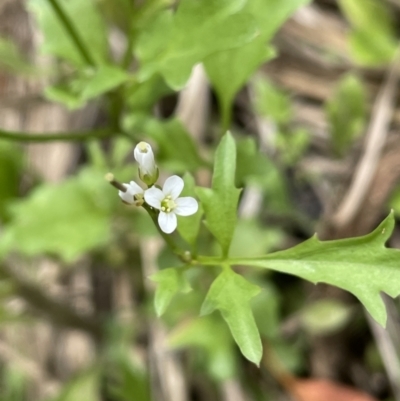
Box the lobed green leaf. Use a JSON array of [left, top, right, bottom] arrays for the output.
[[196, 133, 241, 256], [233, 212, 400, 326], [200, 268, 262, 365]]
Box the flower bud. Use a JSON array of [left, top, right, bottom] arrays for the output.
[[134, 142, 158, 186]]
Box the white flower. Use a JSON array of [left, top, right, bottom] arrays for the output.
[[144, 175, 198, 234], [134, 142, 158, 185], [118, 181, 144, 206]]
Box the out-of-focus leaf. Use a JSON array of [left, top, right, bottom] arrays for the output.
[[177, 174, 203, 248], [126, 117, 205, 173], [339, 0, 397, 65], [136, 0, 258, 89], [276, 128, 310, 166], [0, 38, 35, 75], [0, 141, 22, 222], [235, 137, 290, 214], [55, 370, 99, 401], [234, 212, 400, 327], [243, 0, 311, 42], [169, 315, 237, 381], [125, 75, 172, 113], [205, 40, 275, 128], [0, 168, 117, 262], [46, 65, 129, 108], [230, 220, 283, 258], [326, 74, 367, 156], [108, 357, 150, 401], [299, 299, 354, 336], [196, 133, 241, 256], [201, 268, 262, 365], [29, 0, 108, 66], [253, 77, 292, 125], [78, 65, 129, 100], [151, 267, 191, 317]]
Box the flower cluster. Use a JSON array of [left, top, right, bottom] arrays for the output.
[[117, 142, 198, 234]]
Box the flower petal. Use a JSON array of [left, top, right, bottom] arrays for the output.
[[134, 142, 156, 175], [163, 175, 184, 199], [174, 197, 198, 216], [128, 181, 144, 195], [158, 211, 177, 234], [119, 183, 137, 204], [144, 187, 164, 209]]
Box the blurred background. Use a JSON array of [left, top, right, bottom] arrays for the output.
[[1, 0, 400, 400]]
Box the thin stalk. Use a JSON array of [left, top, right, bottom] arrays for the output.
[[47, 0, 96, 67], [0, 128, 111, 142]]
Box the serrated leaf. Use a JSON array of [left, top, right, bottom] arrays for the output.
[[326, 74, 367, 156], [136, 0, 258, 89], [0, 168, 116, 263], [29, 0, 108, 66], [177, 174, 203, 248], [151, 267, 191, 317], [200, 268, 262, 365], [233, 212, 400, 326], [196, 133, 241, 256]]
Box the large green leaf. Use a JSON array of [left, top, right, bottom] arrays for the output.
[[136, 0, 258, 89], [196, 133, 241, 256], [200, 268, 262, 365], [232, 212, 400, 326], [29, 0, 108, 66], [0, 168, 116, 262]]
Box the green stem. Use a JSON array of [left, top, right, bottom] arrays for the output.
[[196, 255, 225, 265], [47, 0, 96, 67], [0, 128, 111, 142]]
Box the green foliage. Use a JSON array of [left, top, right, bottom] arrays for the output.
[[53, 370, 99, 401], [196, 133, 241, 256], [151, 267, 191, 317], [205, 41, 275, 128], [169, 315, 237, 381], [326, 74, 367, 156], [144, 118, 205, 173], [0, 38, 35, 75], [205, 0, 310, 127], [136, 0, 259, 89], [29, 0, 108, 66], [201, 267, 262, 365], [234, 212, 400, 327], [0, 142, 22, 222], [299, 299, 353, 335], [253, 78, 292, 125], [338, 0, 397, 65], [0, 168, 116, 263]]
